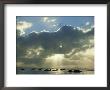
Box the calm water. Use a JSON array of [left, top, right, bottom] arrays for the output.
[[16, 67, 94, 74]]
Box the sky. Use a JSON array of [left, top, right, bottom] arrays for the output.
[[16, 16, 94, 35], [16, 16, 94, 74]]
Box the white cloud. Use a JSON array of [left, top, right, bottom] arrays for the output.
[[20, 30, 25, 35], [25, 47, 44, 58], [66, 49, 76, 56], [82, 28, 92, 33], [85, 22, 90, 26], [47, 19, 56, 23], [41, 29, 49, 32], [43, 17, 48, 22], [42, 17, 56, 23], [17, 21, 32, 35], [30, 31, 39, 34], [51, 19, 56, 22], [76, 27, 82, 31], [17, 21, 32, 31]]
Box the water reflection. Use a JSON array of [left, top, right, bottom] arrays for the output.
[[16, 67, 94, 74]]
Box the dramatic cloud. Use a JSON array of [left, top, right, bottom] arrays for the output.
[[42, 47, 94, 69], [17, 21, 32, 35], [16, 25, 94, 71]]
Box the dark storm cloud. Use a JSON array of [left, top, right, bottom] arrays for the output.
[[16, 25, 94, 68]]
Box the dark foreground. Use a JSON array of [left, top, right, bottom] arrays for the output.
[[16, 67, 94, 74]]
